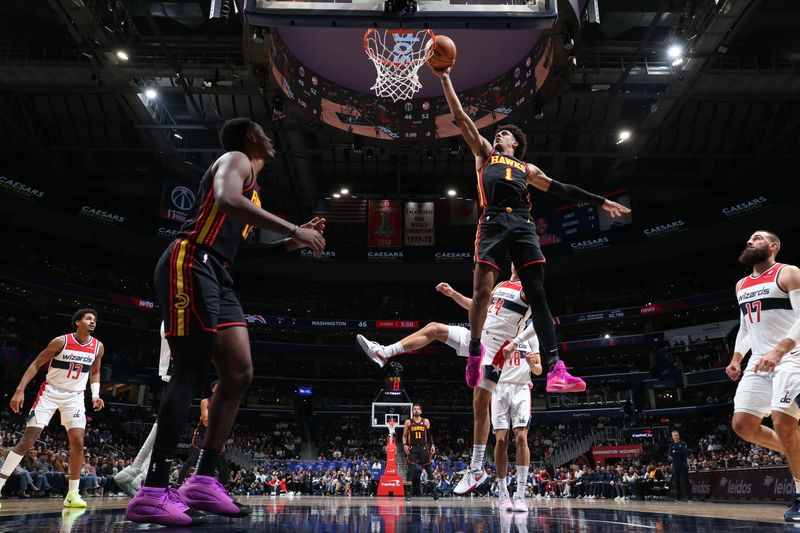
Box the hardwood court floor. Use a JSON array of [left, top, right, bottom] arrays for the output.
[[0, 494, 793, 532]]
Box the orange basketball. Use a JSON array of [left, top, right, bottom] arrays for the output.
[[427, 35, 457, 71]]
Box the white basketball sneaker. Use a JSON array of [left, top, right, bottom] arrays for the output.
[[512, 493, 529, 513], [499, 492, 514, 511], [453, 469, 488, 495], [356, 334, 387, 368]]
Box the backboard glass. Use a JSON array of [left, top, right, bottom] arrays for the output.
[[246, 0, 558, 29], [371, 402, 413, 429]]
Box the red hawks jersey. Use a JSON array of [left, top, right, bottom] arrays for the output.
[[46, 334, 100, 392], [485, 280, 531, 338], [737, 263, 799, 366]]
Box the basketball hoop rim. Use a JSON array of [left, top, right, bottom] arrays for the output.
[[363, 28, 437, 67]]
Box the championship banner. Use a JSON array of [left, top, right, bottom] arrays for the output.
[[590, 445, 642, 463], [368, 200, 402, 248], [404, 201, 434, 246], [160, 181, 196, 223]]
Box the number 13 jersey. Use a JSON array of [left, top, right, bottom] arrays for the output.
[[737, 263, 798, 364], [46, 334, 99, 391]]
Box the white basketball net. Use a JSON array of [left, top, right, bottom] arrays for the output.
[[364, 29, 436, 102]]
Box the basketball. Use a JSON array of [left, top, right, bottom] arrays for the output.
[[427, 34, 457, 71]]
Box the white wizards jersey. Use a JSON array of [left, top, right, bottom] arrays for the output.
[[46, 334, 99, 391], [498, 340, 534, 385], [737, 263, 800, 367], [485, 280, 531, 338]]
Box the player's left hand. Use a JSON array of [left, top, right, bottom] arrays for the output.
[[300, 217, 326, 234], [92, 397, 105, 411], [601, 199, 631, 218], [755, 349, 783, 373], [296, 217, 326, 258], [502, 341, 519, 360]]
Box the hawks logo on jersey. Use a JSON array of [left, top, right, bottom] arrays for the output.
[[45, 334, 99, 391], [485, 280, 531, 338], [738, 263, 799, 362]]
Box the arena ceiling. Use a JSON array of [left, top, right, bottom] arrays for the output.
[[0, 0, 798, 222]]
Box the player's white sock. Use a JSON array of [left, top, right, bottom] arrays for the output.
[[68, 479, 79, 493], [0, 451, 24, 489], [384, 342, 405, 358], [516, 466, 529, 496], [470, 445, 486, 473], [498, 477, 509, 496], [131, 422, 158, 472]]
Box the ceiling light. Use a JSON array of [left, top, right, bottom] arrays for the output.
[[333, 193, 341, 198], [667, 45, 683, 59], [618, 130, 631, 141], [116, 50, 129, 61], [447, 189, 457, 197], [604, 334, 611, 339], [340, 188, 349, 195], [671, 57, 685, 67], [144, 88, 158, 99]]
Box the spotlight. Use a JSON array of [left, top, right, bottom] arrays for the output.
[[616, 130, 631, 144], [116, 50, 129, 61], [447, 189, 456, 197], [667, 45, 683, 59], [144, 88, 158, 99], [604, 334, 610, 339], [333, 193, 341, 198], [340, 188, 349, 195]]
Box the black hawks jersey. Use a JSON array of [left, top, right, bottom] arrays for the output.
[[476, 149, 531, 210], [408, 418, 429, 447], [180, 165, 261, 263]]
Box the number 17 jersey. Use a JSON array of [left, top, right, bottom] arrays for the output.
[[45, 334, 100, 391], [737, 263, 798, 365]]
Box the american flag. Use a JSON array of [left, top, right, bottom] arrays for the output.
[[314, 198, 367, 223]]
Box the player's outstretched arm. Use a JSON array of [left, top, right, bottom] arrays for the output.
[[429, 67, 492, 159], [10, 336, 65, 413], [214, 152, 325, 253], [238, 217, 327, 261], [755, 265, 800, 372], [526, 164, 631, 218], [90, 342, 105, 411], [435, 282, 472, 310]]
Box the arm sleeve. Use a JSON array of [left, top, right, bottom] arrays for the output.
[[734, 311, 751, 355], [547, 179, 606, 205], [786, 289, 800, 344], [513, 319, 538, 345]]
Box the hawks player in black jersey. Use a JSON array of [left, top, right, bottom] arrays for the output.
[[431, 65, 629, 390], [126, 118, 325, 527], [403, 404, 439, 501]]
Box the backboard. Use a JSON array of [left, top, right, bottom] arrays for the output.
[[371, 402, 413, 429], [246, 0, 558, 30]]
